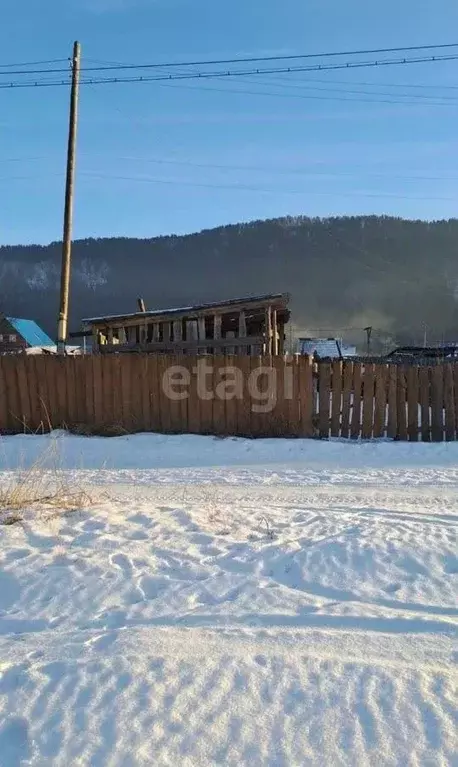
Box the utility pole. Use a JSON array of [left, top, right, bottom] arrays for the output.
[[57, 41, 81, 355]]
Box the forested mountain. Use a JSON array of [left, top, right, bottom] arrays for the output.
[[2, 215, 458, 350]]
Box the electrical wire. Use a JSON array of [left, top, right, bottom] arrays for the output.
[[2, 42, 458, 76], [0, 58, 68, 70], [2, 51, 458, 91], [87, 154, 458, 183], [80, 170, 456, 201]]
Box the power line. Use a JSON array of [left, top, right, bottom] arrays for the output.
[[239, 76, 458, 102], [2, 42, 458, 76], [4, 152, 458, 182], [2, 52, 458, 91], [88, 154, 458, 182], [80, 170, 457, 201], [0, 58, 68, 70]]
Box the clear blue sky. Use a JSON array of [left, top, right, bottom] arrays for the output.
[[1, 0, 458, 245]]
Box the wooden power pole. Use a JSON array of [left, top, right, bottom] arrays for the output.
[[57, 41, 81, 355]]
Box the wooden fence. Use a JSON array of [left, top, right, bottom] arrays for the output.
[[0, 354, 457, 441]]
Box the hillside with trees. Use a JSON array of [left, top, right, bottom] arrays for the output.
[[1, 215, 458, 351]]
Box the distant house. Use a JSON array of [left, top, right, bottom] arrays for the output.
[[0, 315, 54, 354], [297, 337, 357, 359]]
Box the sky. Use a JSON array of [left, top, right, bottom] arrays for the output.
[[1, 0, 458, 245]]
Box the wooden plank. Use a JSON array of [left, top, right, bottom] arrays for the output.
[[361, 363, 375, 440], [265, 306, 272, 355], [453, 364, 458, 439], [84, 355, 95, 429], [92, 354, 104, 429], [0, 358, 11, 431], [42, 356, 58, 429], [419, 366, 431, 442], [148, 356, 161, 432], [212, 357, 227, 435], [2, 357, 19, 432], [100, 355, 113, 428], [272, 309, 278, 356], [444, 363, 455, 441], [431, 365, 444, 442], [213, 314, 222, 340], [32, 355, 50, 431], [57, 358, 70, 428], [396, 366, 408, 441], [155, 355, 170, 433], [373, 365, 387, 439], [297, 355, 313, 438], [72, 357, 85, 425], [101, 335, 267, 354], [350, 363, 362, 440], [173, 320, 183, 343], [5, 358, 24, 432], [318, 363, 331, 439], [66, 356, 78, 427], [118, 356, 131, 431], [178, 357, 190, 434], [109, 355, 122, 428], [269, 355, 287, 436], [249, 356, 266, 437], [197, 317, 206, 354], [130, 355, 144, 431], [340, 361, 353, 439], [140, 355, 151, 432], [223, 354, 239, 436], [198, 317, 207, 341], [164, 354, 187, 434], [330, 360, 343, 438], [407, 366, 419, 442], [387, 365, 398, 440], [201, 355, 215, 434], [236, 355, 251, 436], [279, 354, 292, 435], [186, 355, 200, 434], [287, 355, 300, 437], [15, 356, 32, 432], [25, 357, 41, 432], [162, 322, 171, 343]]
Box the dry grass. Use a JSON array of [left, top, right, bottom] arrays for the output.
[[67, 422, 129, 438], [0, 437, 92, 525]]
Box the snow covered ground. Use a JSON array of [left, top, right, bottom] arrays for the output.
[[0, 433, 456, 766]]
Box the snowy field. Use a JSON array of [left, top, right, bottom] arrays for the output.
[[0, 433, 457, 766]]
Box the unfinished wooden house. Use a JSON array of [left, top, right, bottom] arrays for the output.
[[82, 293, 290, 356]]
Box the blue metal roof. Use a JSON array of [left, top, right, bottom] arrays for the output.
[[6, 317, 54, 347]]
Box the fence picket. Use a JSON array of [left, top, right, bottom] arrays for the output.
[[396, 366, 408, 441], [330, 361, 342, 438], [0, 358, 12, 432], [444, 364, 455, 441], [351, 363, 362, 439], [298, 356, 314, 438], [387, 365, 398, 439], [362, 363, 375, 439], [340, 361, 353, 439], [373, 364, 387, 439], [431, 365, 444, 442], [407, 366, 419, 442], [211, 357, 226, 436], [419, 366, 430, 442], [319, 363, 331, 439]]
